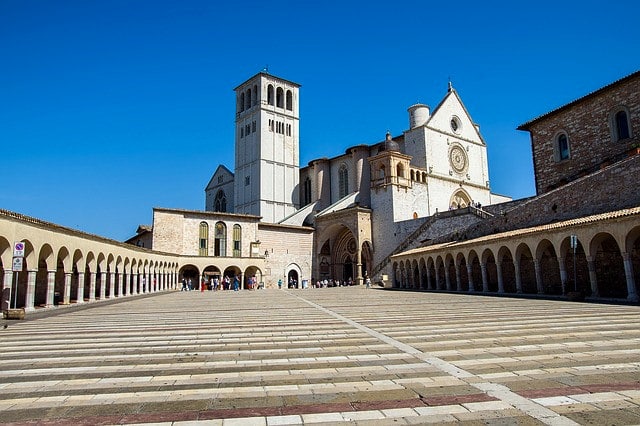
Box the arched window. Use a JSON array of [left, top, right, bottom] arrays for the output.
[[199, 222, 209, 256], [233, 224, 242, 257], [214, 222, 227, 257], [613, 109, 631, 141], [214, 189, 227, 212], [267, 85, 274, 105], [246, 88, 252, 110], [252, 84, 258, 106], [338, 164, 349, 198], [276, 87, 284, 108], [450, 190, 471, 209], [378, 165, 386, 180], [239, 93, 245, 112], [286, 90, 293, 110], [396, 163, 405, 179], [555, 132, 570, 161], [303, 177, 312, 206]]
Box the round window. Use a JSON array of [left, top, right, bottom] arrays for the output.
[[450, 117, 461, 133]]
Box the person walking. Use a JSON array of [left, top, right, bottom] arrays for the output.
[[233, 276, 240, 291]]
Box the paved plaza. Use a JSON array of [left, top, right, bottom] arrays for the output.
[[2, 288, 640, 425]]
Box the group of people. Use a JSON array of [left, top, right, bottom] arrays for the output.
[[181, 275, 243, 292]]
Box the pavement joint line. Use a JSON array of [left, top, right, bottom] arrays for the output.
[[289, 290, 581, 426]]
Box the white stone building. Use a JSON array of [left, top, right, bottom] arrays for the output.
[[197, 72, 509, 286]]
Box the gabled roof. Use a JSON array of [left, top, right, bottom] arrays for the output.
[[425, 87, 485, 144], [205, 164, 234, 191], [517, 70, 640, 130]]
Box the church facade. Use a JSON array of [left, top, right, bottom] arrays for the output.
[[196, 72, 510, 287]]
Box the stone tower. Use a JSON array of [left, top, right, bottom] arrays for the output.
[[233, 72, 301, 223]]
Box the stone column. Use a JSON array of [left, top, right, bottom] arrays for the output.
[[435, 267, 441, 290], [558, 256, 568, 295], [109, 272, 116, 298], [356, 246, 363, 286], [586, 257, 599, 297], [533, 259, 544, 294], [117, 273, 123, 297], [133, 274, 139, 295], [89, 272, 97, 301], [46, 270, 56, 307], [496, 261, 505, 293], [514, 263, 523, 293], [426, 268, 432, 290], [24, 270, 37, 312], [455, 263, 462, 291], [2, 270, 14, 310], [63, 272, 72, 304], [77, 272, 85, 303], [480, 264, 489, 292], [466, 263, 475, 292], [99, 272, 107, 300], [622, 252, 638, 302], [444, 266, 451, 290], [124, 273, 130, 296]]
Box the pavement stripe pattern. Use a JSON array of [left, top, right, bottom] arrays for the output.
[[0, 288, 639, 425]]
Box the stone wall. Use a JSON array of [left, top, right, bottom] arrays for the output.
[[257, 223, 314, 287], [433, 154, 640, 244], [523, 73, 640, 194]]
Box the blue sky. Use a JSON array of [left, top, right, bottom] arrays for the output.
[[1, 0, 638, 241]]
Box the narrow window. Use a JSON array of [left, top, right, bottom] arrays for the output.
[[214, 222, 227, 257], [199, 222, 209, 256], [233, 224, 242, 257], [246, 88, 252, 110], [338, 164, 349, 198], [303, 177, 312, 206], [286, 90, 293, 110], [615, 110, 630, 140], [239, 93, 245, 112], [214, 190, 227, 212], [252, 84, 258, 105], [267, 85, 274, 105], [245, 176, 250, 186], [276, 87, 284, 108], [252, 121, 256, 133], [557, 134, 570, 160], [240, 127, 244, 138]]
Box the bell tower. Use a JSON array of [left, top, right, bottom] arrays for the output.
[[233, 72, 301, 223]]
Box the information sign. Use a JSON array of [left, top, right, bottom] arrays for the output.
[[12, 256, 23, 272]]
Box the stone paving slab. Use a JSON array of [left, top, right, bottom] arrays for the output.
[[1, 288, 640, 425]]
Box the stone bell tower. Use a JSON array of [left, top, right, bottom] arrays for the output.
[[233, 72, 301, 223]]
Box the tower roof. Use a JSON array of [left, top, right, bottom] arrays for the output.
[[234, 72, 301, 91]]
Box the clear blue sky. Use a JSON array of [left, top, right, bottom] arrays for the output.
[[1, 0, 638, 241]]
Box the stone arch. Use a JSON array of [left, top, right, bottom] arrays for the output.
[[392, 261, 400, 288], [434, 255, 445, 290], [34, 243, 55, 307], [419, 257, 427, 289], [536, 239, 562, 295], [560, 235, 589, 295], [450, 188, 472, 209], [497, 245, 516, 293], [444, 253, 456, 291], [590, 232, 626, 298], [426, 257, 435, 290], [411, 259, 419, 289], [468, 250, 481, 292], [456, 252, 469, 291], [244, 266, 263, 289], [55, 246, 70, 305], [515, 243, 537, 294], [481, 248, 498, 292]]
